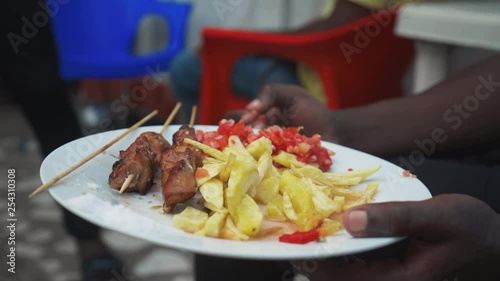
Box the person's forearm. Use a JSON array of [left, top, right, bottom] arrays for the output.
[[334, 56, 500, 157], [288, 0, 371, 35]]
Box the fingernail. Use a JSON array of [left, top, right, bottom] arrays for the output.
[[347, 210, 367, 233], [246, 99, 261, 110]]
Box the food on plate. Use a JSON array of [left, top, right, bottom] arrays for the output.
[[106, 104, 203, 212], [161, 125, 203, 213], [107, 117, 203, 215], [343, 182, 378, 211], [173, 206, 209, 233], [199, 178, 224, 212], [173, 124, 381, 243], [278, 229, 320, 244], [109, 132, 171, 194], [30, 110, 160, 199], [296, 210, 324, 232], [317, 219, 342, 237], [196, 210, 228, 237], [196, 119, 334, 171], [107, 119, 381, 244]]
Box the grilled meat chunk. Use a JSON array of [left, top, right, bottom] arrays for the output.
[[109, 132, 170, 194], [141, 132, 171, 164], [161, 126, 202, 212], [161, 149, 197, 212], [173, 125, 203, 166], [108, 148, 154, 194]]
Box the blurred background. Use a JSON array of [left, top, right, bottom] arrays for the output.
[[0, 0, 499, 280]]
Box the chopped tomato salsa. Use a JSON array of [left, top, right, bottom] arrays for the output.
[[196, 119, 333, 171]]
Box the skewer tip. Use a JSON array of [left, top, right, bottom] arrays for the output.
[[119, 174, 134, 194], [29, 181, 52, 199], [28, 190, 38, 199], [160, 102, 183, 134], [189, 105, 197, 127]]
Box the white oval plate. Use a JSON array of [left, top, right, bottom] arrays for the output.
[[41, 125, 431, 260]]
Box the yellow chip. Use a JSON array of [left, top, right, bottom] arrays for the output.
[[225, 157, 259, 217], [282, 191, 297, 221], [343, 182, 378, 211], [265, 195, 287, 221], [196, 211, 228, 237], [228, 135, 254, 159], [296, 210, 324, 232], [196, 161, 224, 187], [246, 137, 273, 160], [219, 153, 236, 183], [235, 194, 263, 236], [255, 176, 280, 205], [184, 138, 227, 162], [199, 178, 224, 212], [173, 207, 209, 233], [294, 165, 330, 186], [363, 182, 378, 203], [317, 219, 341, 237], [220, 216, 250, 241], [257, 151, 272, 182], [280, 171, 314, 214], [326, 166, 381, 181], [329, 186, 363, 200], [273, 151, 307, 169], [332, 196, 345, 214], [311, 186, 338, 218]]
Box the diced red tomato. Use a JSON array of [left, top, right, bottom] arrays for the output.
[[196, 119, 334, 171], [195, 168, 209, 179], [279, 230, 320, 244], [402, 170, 417, 178]]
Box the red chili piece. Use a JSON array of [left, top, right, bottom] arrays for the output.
[[279, 230, 320, 244]]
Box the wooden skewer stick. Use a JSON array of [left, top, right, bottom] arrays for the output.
[[119, 174, 134, 194], [29, 110, 159, 198], [189, 105, 197, 127], [160, 102, 182, 135]]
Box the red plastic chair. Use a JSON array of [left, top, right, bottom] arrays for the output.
[[198, 9, 414, 125]]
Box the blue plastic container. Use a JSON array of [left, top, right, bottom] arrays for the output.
[[48, 0, 191, 79]]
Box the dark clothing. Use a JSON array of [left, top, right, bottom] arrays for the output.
[[410, 156, 500, 213], [1, 0, 100, 240]]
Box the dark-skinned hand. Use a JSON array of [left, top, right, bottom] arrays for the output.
[[297, 194, 500, 281], [225, 84, 336, 142]]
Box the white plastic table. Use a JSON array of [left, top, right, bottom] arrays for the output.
[[395, 1, 500, 94]]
